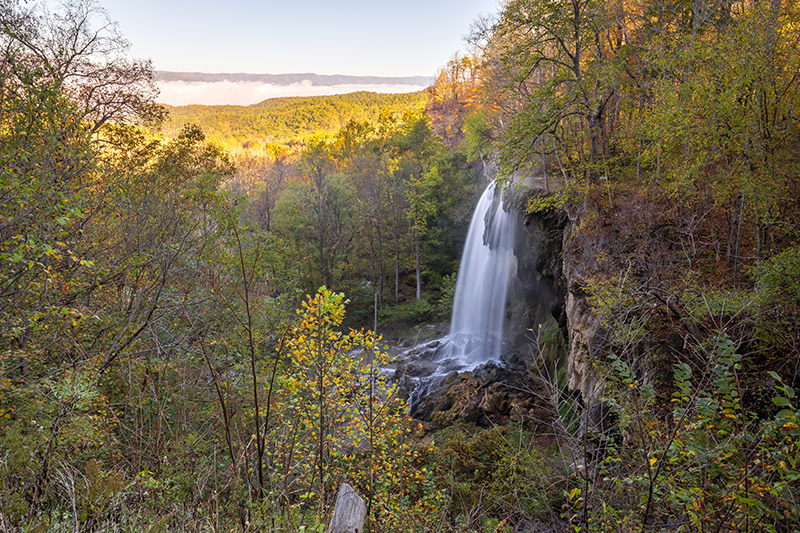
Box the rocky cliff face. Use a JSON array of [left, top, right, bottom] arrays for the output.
[[508, 184, 604, 408], [563, 281, 604, 404], [504, 186, 568, 371]]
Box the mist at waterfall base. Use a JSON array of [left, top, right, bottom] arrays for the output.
[[404, 181, 517, 413]]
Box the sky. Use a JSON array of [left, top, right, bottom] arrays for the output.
[[99, 0, 500, 77]]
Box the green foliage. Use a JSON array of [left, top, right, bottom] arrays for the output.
[[379, 297, 437, 325], [272, 159, 355, 289], [419, 424, 561, 528], [462, 109, 495, 162], [162, 91, 427, 150], [561, 334, 800, 532], [435, 273, 458, 315], [486, 0, 614, 186], [526, 190, 569, 215], [753, 245, 800, 307]]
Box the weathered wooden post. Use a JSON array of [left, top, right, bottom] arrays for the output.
[[326, 483, 367, 533]]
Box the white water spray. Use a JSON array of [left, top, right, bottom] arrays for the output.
[[441, 180, 516, 368]]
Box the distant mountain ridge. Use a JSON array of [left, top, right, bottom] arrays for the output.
[[156, 71, 434, 87]]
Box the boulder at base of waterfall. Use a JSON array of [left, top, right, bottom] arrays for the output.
[[411, 360, 554, 429]]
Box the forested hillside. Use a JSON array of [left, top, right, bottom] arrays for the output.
[[161, 91, 427, 150], [2, 0, 800, 531]]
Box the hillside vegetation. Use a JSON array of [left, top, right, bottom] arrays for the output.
[[2, 0, 800, 531], [161, 91, 427, 149]]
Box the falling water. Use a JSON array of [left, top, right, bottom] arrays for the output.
[[441, 180, 516, 368], [403, 180, 517, 413]]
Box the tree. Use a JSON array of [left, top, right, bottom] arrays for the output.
[[0, 3, 243, 524], [280, 288, 424, 528], [426, 52, 481, 148], [274, 139, 354, 290], [0, 0, 173, 372], [478, 0, 617, 186], [394, 115, 443, 300], [231, 143, 294, 231], [1, 0, 163, 133], [334, 119, 390, 311]]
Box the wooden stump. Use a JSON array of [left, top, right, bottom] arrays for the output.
[[326, 483, 367, 533]]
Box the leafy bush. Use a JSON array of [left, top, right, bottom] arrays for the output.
[[379, 297, 438, 325], [563, 334, 800, 532], [418, 424, 563, 529], [754, 245, 800, 307]]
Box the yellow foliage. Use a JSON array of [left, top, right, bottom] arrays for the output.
[[274, 287, 431, 525]]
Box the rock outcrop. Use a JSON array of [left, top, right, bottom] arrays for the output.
[[511, 182, 607, 409]]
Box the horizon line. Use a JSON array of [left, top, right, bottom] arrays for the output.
[[155, 71, 435, 84]]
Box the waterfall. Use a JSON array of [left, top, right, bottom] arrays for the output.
[[402, 180, 517, 415], [441, 180, 516, 368]]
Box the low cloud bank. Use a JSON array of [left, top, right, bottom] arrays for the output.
[[157, 80, 428, 106]]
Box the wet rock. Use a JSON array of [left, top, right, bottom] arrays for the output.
[[403, 359, 553, 429]]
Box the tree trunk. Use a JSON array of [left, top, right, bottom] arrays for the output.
[[317, 313, 326, 516], [726, 195, 744, 271], [376, 217, 384, 310], [414, 229, 421, 300], [319, 234, 325, 288], [389, 194, 401, 303], [588, 112, 602, 183], [327, 483, 366, 533], [318, 187, 326, 288]]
